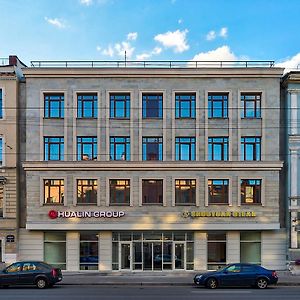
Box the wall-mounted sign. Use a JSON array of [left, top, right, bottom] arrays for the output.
[[182, 211, 256, 218], [48, 210, 125, 219], [6, 235, 15, 243]]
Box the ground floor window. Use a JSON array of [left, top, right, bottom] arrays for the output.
[[80, 232, 99, 270], [240, 231, 261, 264], [112, 231, 194, 271], [44, 232, 66, 270], [207, 232, 226, 270], [0, 240, 2, 262]]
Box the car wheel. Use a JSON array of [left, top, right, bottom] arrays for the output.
[[256, 278, 268, 289], [206, 278, 218, 289], [36, 278, 48, 289]]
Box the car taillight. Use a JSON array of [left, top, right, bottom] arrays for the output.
[[272, 271, 277, 278], [51, 269, 58, 277]]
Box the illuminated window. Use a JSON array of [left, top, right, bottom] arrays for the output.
[[110, 179, 130, 205], [44, 179, 64, 204], [208, 179, 229, 204], [241, 179, 261, 204], [175, 179, 196, 205], [77, 179, 97, 204]]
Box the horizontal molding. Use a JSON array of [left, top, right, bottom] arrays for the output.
[[26, 222, 281, 231], [23, 161, 283, 171]]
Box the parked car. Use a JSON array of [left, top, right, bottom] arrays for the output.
[[194, 263, 278, 289], [0, 261, 62, 289]]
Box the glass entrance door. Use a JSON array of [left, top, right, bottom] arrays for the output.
[[120, 242, 131, 270], [143, 242, 163, 271], [174, 242, 185, 270]]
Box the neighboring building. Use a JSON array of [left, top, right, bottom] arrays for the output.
[[282, 71, 300, 261], [19, 60, 286, 271], [0, 56, 25, 265]]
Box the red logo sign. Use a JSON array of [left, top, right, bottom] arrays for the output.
[[48, 210, 58, 219]]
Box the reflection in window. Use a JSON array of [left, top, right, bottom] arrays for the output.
[[0, 137, 2, 165], [175, 179, 196, 205], [110, 137, 130, 161], [77, 179, 97, 204], [208, 137, 228, 161], [44, 93, 64, 118], [44, 179, 64, 204], [0, 89, 3, 118], [44, 137, 64, 161], [241, 93, 261, 118], [208, 179, 229, 204], [142, 93, 163, 118], [110, 179, 130, 205], [110, 93, 130, 119], [80, 233, 99, 270], [6, 262, 22, 273], [175, 137, 195, 161], [240, 232, 261, 264], [77, 93, 97, 118], [208, 93, 228, 118], [207, 233, 226, 270], [142, 137, 163, 161], [241, 179, 261, 204], [77, 137, 97, 161], [142, 180, 163, 205], [175, 93, 196, 118], [241, 137, 261, 161], [0, 185, 3, 218]]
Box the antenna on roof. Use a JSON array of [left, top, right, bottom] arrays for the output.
[[125, 51, 127, 67]]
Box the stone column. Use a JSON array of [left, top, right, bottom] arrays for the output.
[[66, 232, 79, 271], [226, 231, 240, 264], [99, 231, 112, 271], [290, 149, 298, 249], [194, 232, 207, 270]]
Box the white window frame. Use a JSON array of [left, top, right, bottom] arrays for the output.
[[106, 177, 133, 207], [172, 177, 199, 207], [74, 177, 100, 206], [238, 176, 265, 206], [40, 177, 67, 206], [139, 177, 166, 207], [0, 87, 5, 120]]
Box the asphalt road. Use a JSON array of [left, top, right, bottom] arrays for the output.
[[1, 285, 300, 300]]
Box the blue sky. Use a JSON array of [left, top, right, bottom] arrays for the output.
[[1, 0, 300, 68]]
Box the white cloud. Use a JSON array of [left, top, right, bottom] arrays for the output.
[[219, 27, 228, 38], [80, 0, 93, 5], [136, 47, 163, 60], [206, 30, 216, 41], [178, 19, 183, 24], [152, 47, 162, 55], [96, 46, 101, 51], [276, 53, 300, 73], [115, 41, 135, 58], [154, 29, 189, 53], [127, 32, 138, 41], [191, 45, 237, 61], [45, 17, 66, 29], [101, 45, 114, 57]]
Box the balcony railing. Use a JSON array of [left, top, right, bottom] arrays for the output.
[[30, 60, 275, 68], [0, 58, 9, 66]]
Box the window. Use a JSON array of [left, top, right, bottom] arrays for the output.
[[207, 233, 226, 270], [22, 262, 38, 271], [110, 137, 130, 161], [175, 179, 196, 205], [208, 179, 229, 204], [77, 179, 97, 204], [0, 137, 2, 165], [241, 179, 261, 204], [175, 93, 196, 118], [208, 93, 228, 118], [44, 93, 64, 118], [142, 137, 163, 161], [44, 179, 64, 204], [175, 137, 195, 161], [241, 137, 261, 161], [77, 93, 97, 118], [110, 180, 130, 205], [110, 93, 130, 119], [77, 137, 97, 161], [0, 184, 3, 217], [44, 137, 64, 161], [142, 180, 163, 205], [80, 233, 99, 270], [142, 93, 163, 118], [208, 137, 228, 161], [44, 232, 66, 270], [226, 264, 241, 273], [241, 93, 261, 118], [6, 262, 22, 273], [0, 88, 3, 118], [240, 232, 261, 264]]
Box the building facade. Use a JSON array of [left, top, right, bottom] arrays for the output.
[[19, 61, 286, 271], [0, 56, 24, 266], [282, 71, 300, 261]]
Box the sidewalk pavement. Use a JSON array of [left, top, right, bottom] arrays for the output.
[[58, 271, 300, 286]]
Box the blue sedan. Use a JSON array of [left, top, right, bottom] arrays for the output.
[[194, 263, 278, 289]]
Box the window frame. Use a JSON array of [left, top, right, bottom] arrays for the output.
[[175, 93, 196, 119], [77, 93, 98, 119], [44, 93, 65, 119], [240, 179, 262, 205], [109, 179, 131, 206], [109, 93, 130, 119], [43, 179, 65, 205], [208, 137, 229, 161], [174, 179, 196, 206], [141, 179, 164, 206], [76, 179, 98, 205], [175, 137, 196, 161], [142, 93, 163, 119], [207, 179, 230, 205], [110, 136, 130, 161], [208, 92, 228, 119], [0, 87, 4, 119], [77, 136, 97, 161], [44, 136, 64, 161], [142, 136, 163, 161], [241, 136, 261, 161], [241, 92, 262, 119], [0, 136, 3, 166]]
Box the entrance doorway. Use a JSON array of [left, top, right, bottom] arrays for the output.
[[174, 242, 185, 269], [120, 242, 131, 270]]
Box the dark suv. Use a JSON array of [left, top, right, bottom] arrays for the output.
[[0, 261, 62, 289]]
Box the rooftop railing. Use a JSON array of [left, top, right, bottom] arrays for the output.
[[0, 58, 9, 66], [30, 60, 275, 68]]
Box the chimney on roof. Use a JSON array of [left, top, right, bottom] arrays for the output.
[[9, 55, 18, 66]]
